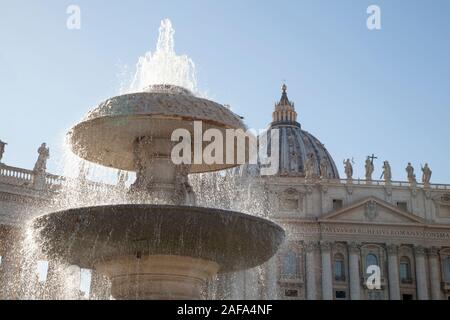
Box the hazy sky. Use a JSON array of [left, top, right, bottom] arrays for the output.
[[1, 0, 449, 182]]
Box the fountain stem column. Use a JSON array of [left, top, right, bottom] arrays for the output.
[[95, 255, 219, 300], [131, 136, 195, 205]]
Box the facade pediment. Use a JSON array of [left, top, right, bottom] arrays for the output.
[[320, 196, 425, 225]]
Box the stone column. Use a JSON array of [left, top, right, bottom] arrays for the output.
[[427, 247, 442, 300], [414, 246, 429, 300], [320, 241, 333, 300], [96, 255, 220, 300], [386, 244, 400, 300], [348, 242, 361, 300], [305, 241, 319, 300], [130, 137, 195, 205]]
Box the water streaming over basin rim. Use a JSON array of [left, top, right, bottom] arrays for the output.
[[67, 90, 246, 173], [33, 204, 285, 273]]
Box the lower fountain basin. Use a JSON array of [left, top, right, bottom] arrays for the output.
[[33, 204, 285, 273]]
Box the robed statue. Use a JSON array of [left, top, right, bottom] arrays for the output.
[[343, 159, 353, 180], [33, 143, 50, 173]]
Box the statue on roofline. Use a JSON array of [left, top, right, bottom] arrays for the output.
[[33, 143, 50, 173], [0, 139, 7, 163], [343, 158, 353, 180], [421, 163, 432, 186]]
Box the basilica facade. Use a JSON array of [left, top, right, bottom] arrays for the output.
[[225, 85, 450, 300], [1, 86, 450, 300]]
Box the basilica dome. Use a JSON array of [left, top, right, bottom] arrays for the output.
[[235, 84, 340, 179]]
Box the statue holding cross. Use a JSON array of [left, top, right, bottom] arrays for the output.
[[365, 154, 377, 181]]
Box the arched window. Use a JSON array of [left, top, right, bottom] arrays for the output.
[[281, 250, 298, 279], [399, 256, 412, 283], [366, 253, 378, 268], [334, 253, 345, 281], [444, 257, 450, 282]]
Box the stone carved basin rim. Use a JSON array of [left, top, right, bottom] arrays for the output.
[[67, 89, 246, 173], [33, 204, 285, 273]]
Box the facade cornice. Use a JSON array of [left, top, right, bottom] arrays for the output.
[[0, 191, 39, 203], [279, 216, 450, 230], [261, 177, 450, 193], [275, 218, 450, 246], [0, 183, 52, 200], [320, 196, 426, 224]]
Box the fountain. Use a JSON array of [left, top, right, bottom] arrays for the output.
[[32, 19, 285, 300]]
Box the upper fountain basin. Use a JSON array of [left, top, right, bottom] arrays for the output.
[[67, 85, 246, 173]]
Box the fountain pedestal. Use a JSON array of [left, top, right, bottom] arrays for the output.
[[96, 255, 219, 299], [131, 136, 194, 205]]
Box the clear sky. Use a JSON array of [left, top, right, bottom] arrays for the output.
[[1, 0, 449, 182]]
